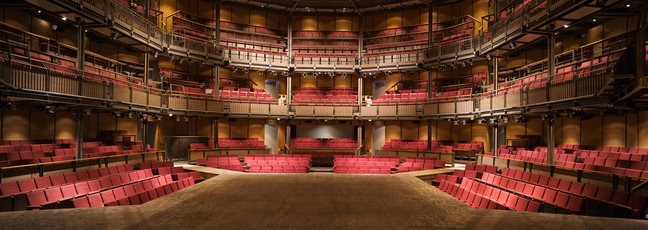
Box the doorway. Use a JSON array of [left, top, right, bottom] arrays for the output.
[[265, 124, 278, 155], [265, 80, 279, 99], [372, 125, 385, 155], [488, 125, 506, 152]]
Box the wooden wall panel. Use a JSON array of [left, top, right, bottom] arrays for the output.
[[97, 113, 117, 133], [176, 0, 190, 13], [506, 122, 525, 140], [373, 14, 386, 30], [231, 6, 249, 25], [188, 120, 197, 136], [317, 76, 335, 88], [249, 72, 266, 90], [319, 16, 335, 31], [437, 5, 453, 22], [401, 121, 418, 140], [335, 75, 352, 88], [472, 123, 489, 151], [300, 16, 317, 30], [561, 118, 580, 145], [526, 118, 543, 137], [249, 119, 265, 141], [638, 112, 648, 148], [30, 108, 55, 140], [580, 117, 602, 146], [386, 12, 403, 29], [353, 17, 360, 31], [220, 4, 232, 21], [54, 111, 75, 139], [603, 116, 626, 147], [230, 119, 248, 138], [156, 117, 174, 150], [403, 9, 420, 26], [198, 1, 214, 19], [299, 76, 317, 88], [174, 121, 189, 136], [437, 121, 451, 140], [280, 14, 288, 30], [218, 118, 230, 138], [337, 17, 353, 31], [291, 16, 301, 31], [604, 17, 628, 39], [385, 121, 401, 142], [266, 12, 280, 29], [418, 122, 428, 140], [116, 118, 138, 136], [627, 113, 638, 148], [459, 123, 472, 142], [250, 9, 266, 27], [420, 8, 429, 24]]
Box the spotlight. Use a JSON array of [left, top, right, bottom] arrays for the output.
[[362, 73, 367, 78], [168, 53, 174, 64], [83, 108, 91, 116], [282, 72, 289, 76], [409, 71, 415, 76], [592, 18, 597, 22], [399, 70, 406, 75], [467, 58, 474, 65], [199, 60, 204, 67], [62, 15, 67, 21], [258, 70, 264, 74], [41, 105, 56, 114], [110, 31, 119, 40], [232, 66, 238, 72], [137, 112, 146, 118], [52, 24, 65, 32], [461, 62, 466, 67], [179, 58, 185, 64], [183, 117, 189, 122], [153, 51, 159, 58], [313, 72, 318, 78], [169, 113, 173, 117], [126, 111, 135, 118], [453, 120, 460, 126], [385, 71, 392, 75], [487, 53, 492, 60], [563, 24, 569, 28], [271, 71, 277, 75], [509, 41, 516, 49], [450, 61, 456, 67], [175, 116, 181, 122], [342, 73, 347, 78], [329, 72, 335, 78], [113, 111, 123, 118], [153, 114, 163, 120], [477, 118, 487, 125], [501, 116, 509, 123], [302, 73, 308, 78], [627, 4, 630, 7], [244, 68, 249, 74], [371, 73, 376, 78], [38, 10, 41, 13]]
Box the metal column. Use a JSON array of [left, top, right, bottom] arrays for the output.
[[75, 113, 85, 159], [492, 124, 498, 156], [493, 57, 498, 91], [547, 119, 555, 165], [427, 120, 433, 151], [548, 33, 556, 76], [357, 125, 363, 154], [77, 21, 85, 95], [285, 121, 291, 149], [287, 16, 292, 59], [358, 77, 363, 106], [214, 118, 219, 147], [214, 3, 220, 41], [141, 118, 148, 151], [287, 76, 292, 105], [144, 52, 150, 104], [636, 20, 645, 78], [358, 16, 364, 65], [213, 65, 220, 99]]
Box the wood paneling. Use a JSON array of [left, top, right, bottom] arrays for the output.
[[386, 12, 402, 29], [627, 113, 638, 148], [55, 112, 76, 140], [337, 17, 353, 31], [437, 121, 451, 140], [250, 9, 266, 27], [249, 119, 265, 141], [30, 108, 55, 140], [300, 16, 317, 30], [420, 8, 429, 24], [580, 116, 602, 146], [231, 6, 249, 25], [506, 122, 525, 140], [266, 12, 280, 29], [401, 121, 418, 140], [198, 1, 214, 19], [3, 109, 29, 140], [319, 16, 335, 31], [116, 117, 138, 136], [220, 4, 232, 21], [230, 119, 248, 138], [562, 118, 580, 145], [603, 116, 626, 147], [385, 121, 401, 142], [403, 9, 420, 26], [373, 14, 386, 30]]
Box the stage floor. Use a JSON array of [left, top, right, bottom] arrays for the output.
[[0, 172, 647, 229]]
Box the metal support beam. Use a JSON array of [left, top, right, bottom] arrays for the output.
[[427, 71, 433, 101], [427, 120, 433, 151], [213, 65, 220, 99], [144, 52, 149, 103], [75, 113, 85, 159], [493, 57, 499, 90], [287, 16, 293, 61], [358, 16, 364, 65], [77, 23, 85, 95], [636, 21, 645, 79], [215, 3, 220, 41], [287, 76, 292, 105], [285, 121, 291, 150], [214, 118, 219, 148], [548, 33, 556, 76], [493, 124, 498, 156], [357, 125, 362, 154], [141, 118, 148, 152], [358, 77, 363, 106], [547, 119, 555, 165]]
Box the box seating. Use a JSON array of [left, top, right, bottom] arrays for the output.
[[290, 138, 358, 149], [217, 138, 265, 148], [291, 87, 357, 105]]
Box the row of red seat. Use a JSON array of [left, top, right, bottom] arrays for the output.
[[0, 164, 136, 210], [291, 138, 358, 149], [217, 138, 266, 149], [438, 175, 542, 212], [397, 161, 446, 173], [73, 175, 173, 208], [25, 168, 156, 210]]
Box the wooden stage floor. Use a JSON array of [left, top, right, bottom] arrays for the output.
[[0, 169, 647, 229]]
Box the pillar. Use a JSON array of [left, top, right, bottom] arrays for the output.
[[358, 77, 363, 106], [77, 21, 85, 95], [213, 65, 220, 99], [285, 121, 291, 152], [427, 120, 433, 151], [357, 125, 363, 154], [75, 113, 84, 159], [548, 33, 556, 76], [286, 75, 292, 105], [358, 16, 364, 65], [492, 124, 498, 156], [142, 117, 148, 151], [214, 118, 219, 148], [547, 119, 555, 165]]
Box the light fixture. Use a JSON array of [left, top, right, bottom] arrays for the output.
[[277, 117, 280, 120], [371, 73, 376, 78], [232, 66, 238, 72], [179, 58, 185, 64], [487, 53, 492, 60], [258, 70, 264, 74], [313, 72, 318, 78], [111, 31, 119, 40], [409, 71, 415, 76], [385, 71, 392, 75], [368, 119, 372, 122], [42, 105, 56, 114], [342, 73, 347, 78], [271, 71, 277, 75], [509, 41, 516, 49], [283, 72, 289, 76], [592, 18, 597, 22], [169, 113, 173, 116], [244, 68, 249, 74], [199, 60, 204, 67], [302, 73, 308, 78], [627, 4, 631, 7], [126, 111, 135, 118], [62, 15, 67, 21], [563, 24, 569, 28], [362, 73, 367, 78], [38, 10, 41, 13], [399, 70, 406, 75]]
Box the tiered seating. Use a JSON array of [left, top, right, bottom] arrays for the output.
[[139, 161, 175, 171], [217, 138, 265, 148], [437, 170, 543, 212], [291, 138, 358, 149], [198, 155, 244, 172], [333, 156, 399, 174], [398, 156, 446, 173], [244, 154, 311, 173], [82, 144, 143, 158], [0, 164, 138, 211], [0, 139, 86, 166], [433, 89, 472, 102], [293, 151, 354, 166], [483, 167, 648, 218], [373, 89, 429, 104], [220, 86, 276, 103], [291, 87, 357, 105]]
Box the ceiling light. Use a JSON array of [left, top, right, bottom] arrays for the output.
[[592, 18, 597, 22], [563, 24, 569, 28], [169, 113, 173, 116], [38, 10, 41, 13], [62, 16, 67, 21], [627, 4, 631, 7]]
